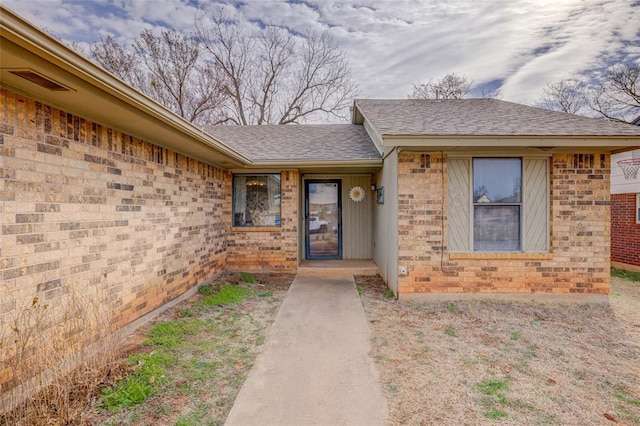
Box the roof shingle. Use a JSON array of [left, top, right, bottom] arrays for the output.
[[205, 124, 381, 162], [354, 99, 640, 137]]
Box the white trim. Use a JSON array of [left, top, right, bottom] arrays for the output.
[[383, 136, 640, 148]]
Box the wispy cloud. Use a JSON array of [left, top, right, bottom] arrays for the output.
[[4, 0, 640, 105]]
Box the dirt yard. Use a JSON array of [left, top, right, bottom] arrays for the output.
[[357, 275, 640, 425]]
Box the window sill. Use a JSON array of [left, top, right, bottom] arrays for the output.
[[230, 226, 282, 233], [449, 252, 553, 260]]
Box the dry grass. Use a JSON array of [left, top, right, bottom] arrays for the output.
[[88, 272, 294, 426], [1, 273, 293, 426], [4, 271, 639, 425], [357, 275, 640, 425], [1, 283, 126, 425]]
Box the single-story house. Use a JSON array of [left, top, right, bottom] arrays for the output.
[[611, 117, 640, 270], [3, 6, 640, 400], [208, 100, 640, 300]]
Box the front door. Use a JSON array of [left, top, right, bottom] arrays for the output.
[[305, 180, 342, 259]]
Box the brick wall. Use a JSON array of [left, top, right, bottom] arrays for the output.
[[0, 88, 232, 392], [612, 193, 640, 266], [226, 170, 298, 271], [396, 152, 610, 296]]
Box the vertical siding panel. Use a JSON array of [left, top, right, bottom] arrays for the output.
[[342, 175, 372, 259], [523, 158, 549, 251], [447, 158, 471, 251]]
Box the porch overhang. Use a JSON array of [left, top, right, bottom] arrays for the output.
[[239, 159, 383, 174]]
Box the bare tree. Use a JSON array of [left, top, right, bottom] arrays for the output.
[[195, 9, 358, 125], [537, 79, 589, 115], [91, 34, 140, 83], [91, 30, 225, 125], [133, 29, 225, 124], [409, 73, 473, 99], [590, 64, 640, 122]]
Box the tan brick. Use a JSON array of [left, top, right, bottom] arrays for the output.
[[396, 152, 610, 296]]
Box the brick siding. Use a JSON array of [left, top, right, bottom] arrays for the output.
[[396, 152, 610, 296], [0, 87, 302, 395], [0, 88, 237, 392], [611, 193, 640, 266]]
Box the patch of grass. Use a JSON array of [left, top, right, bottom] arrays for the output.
[[180, 359, 220, 383], [201, 285, 254, 306], [179, 308, 195, 317], [101, 350, 172, 411], [144, 318, 206, 347], [385, 289, 395, 299], [477, 379, 510, 419], [198, 284, 216, 295], [356, 285, 364, 296], [484, 407, 508, 419], [258, 290, 274, 298], [611, 267, 640, 282], [477, 379, 509, 396], [614, 386, 640, 407], [446, 302, 458, 312], [511, 331, 520, 341], [174, 401, 212, 426], [239, 272, 259, 284], [444, 326, 458, 337], [509, 399, 537, 411]]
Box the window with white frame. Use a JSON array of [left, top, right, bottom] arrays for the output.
[[473, 158, 522, 251], [448, 156, 548, 253], [636, 193, 640, 224], [233, 174, 281, 227]]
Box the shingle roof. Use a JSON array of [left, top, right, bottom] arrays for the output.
[[205, 124, 381, 162], [354, 99, 640, 137]]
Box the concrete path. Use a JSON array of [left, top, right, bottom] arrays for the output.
[[225, 270, 388, 426]]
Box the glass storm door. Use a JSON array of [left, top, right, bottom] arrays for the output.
[[305, 180, 342, 259]]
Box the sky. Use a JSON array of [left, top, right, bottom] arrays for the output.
[[4, 0, 640, 108]]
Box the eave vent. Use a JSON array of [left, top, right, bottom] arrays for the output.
[[9, 70, 71, 91]]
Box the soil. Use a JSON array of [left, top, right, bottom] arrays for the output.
[[356, 275, 640, 425]]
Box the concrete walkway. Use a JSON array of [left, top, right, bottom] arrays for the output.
[[225, 270, 388, 426]]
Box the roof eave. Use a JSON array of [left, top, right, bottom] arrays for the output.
[[0, 6, 251, 168], [381, 134, 640, 148], [246, 158, 383, 168]]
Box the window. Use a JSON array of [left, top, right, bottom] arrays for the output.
[[636, 193, 640, 224], [473, 158, 522, 251], [233, 174, 281, 227], [448, 157, 548, 253]]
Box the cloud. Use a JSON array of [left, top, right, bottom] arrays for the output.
[[3, 0, 639, 105]]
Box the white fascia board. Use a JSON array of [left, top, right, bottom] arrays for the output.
[[382, 135, 640, 149]]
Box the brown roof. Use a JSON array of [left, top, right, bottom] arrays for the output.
[[205, 124, 381, 162], [354, 99, 640, 137]]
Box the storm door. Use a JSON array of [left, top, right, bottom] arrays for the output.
[[305, 180, 342, 259]]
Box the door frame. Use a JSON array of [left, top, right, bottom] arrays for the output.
[[304, 179, 342, 260]]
